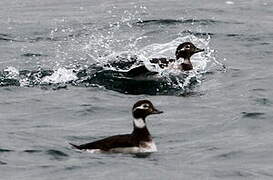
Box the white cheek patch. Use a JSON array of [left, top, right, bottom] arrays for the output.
[[133, 104, 149, 111], [133, 118, 146, 128]]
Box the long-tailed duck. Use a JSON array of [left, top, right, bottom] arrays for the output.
[[69, 100, 163, 154], [126, 42, 204, 77]]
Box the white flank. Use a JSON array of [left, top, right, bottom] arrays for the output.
[[84, 141, 157, 154], [140, 141, 157, 153], [86, 149, 102, 153], [109, 147, 140, 153]]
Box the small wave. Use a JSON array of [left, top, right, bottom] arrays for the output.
[[0, 30, 79, 43], [254, 98, 272, 106], [134, 18, 227, 27], [0, 33, 26, 42], [0, 33, 9, 37], [241, 112, 266, 119], [23, 149, 43, 153], [0, 37, 13, 41], [226, 33, 241, 37], [0, 148, 13, 153], [45, 149, 69, 160], [21, 53, 48, 57], [0, 161, 7, 165], [65, 166, 82, 171], [28, 36, 60, 42], [216, 151, 242, 159], [180, 30, 214, 37], [214, 170, 254, 178], [0, 33, 17, 42]]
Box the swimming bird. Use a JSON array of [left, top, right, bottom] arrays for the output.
[[125, 42, 204, 77], [69, 100, 163, 153]]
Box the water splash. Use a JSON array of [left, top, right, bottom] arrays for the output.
[[0, 5, 224, 95], [0, 34, 221, 95], [72, 34, 218, 95], [3, 66, 20, 79], [41, 68, 77, 84]]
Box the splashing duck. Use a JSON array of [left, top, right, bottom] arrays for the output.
[[126, 42, 204, 77]]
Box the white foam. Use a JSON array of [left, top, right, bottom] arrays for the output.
[[3, 66, 19, 78], [41, 67, 78, 84], [225, 1, 234, 5], [19, 78, 30, 87]]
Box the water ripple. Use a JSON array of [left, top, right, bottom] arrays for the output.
[[134, 18, 235, 26], [255, 98, 272, 106], [45, 149, 69, 161], [242, 112, 266, 119], [214, 170, 254, 178], [23, 149, 43, 153], [180, 30, 214, 37], [216, 151, 242, 159], [0, 33, 22, 42], [0, 161, 7, 165], [0, 148, 14, 153], [21, 53, 48, 57], [65, 166, 81, 171]]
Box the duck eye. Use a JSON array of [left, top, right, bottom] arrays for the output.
[[186, 45, 191, 48]]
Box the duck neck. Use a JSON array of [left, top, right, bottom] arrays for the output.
[[181, 58, 193, 71], [132, 118, 151, 141]]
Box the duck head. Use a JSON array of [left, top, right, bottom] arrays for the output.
[[175, 42, 204, 60], [132, 100, 163, 120]]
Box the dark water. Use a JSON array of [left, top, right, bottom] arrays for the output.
[[1, 0, 273, 179]]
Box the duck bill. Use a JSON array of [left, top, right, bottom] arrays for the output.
[[194, 48, 205, 53], [151, 108, 163, 114]]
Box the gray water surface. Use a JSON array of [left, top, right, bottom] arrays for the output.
[[1, 0, 273, 179]]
